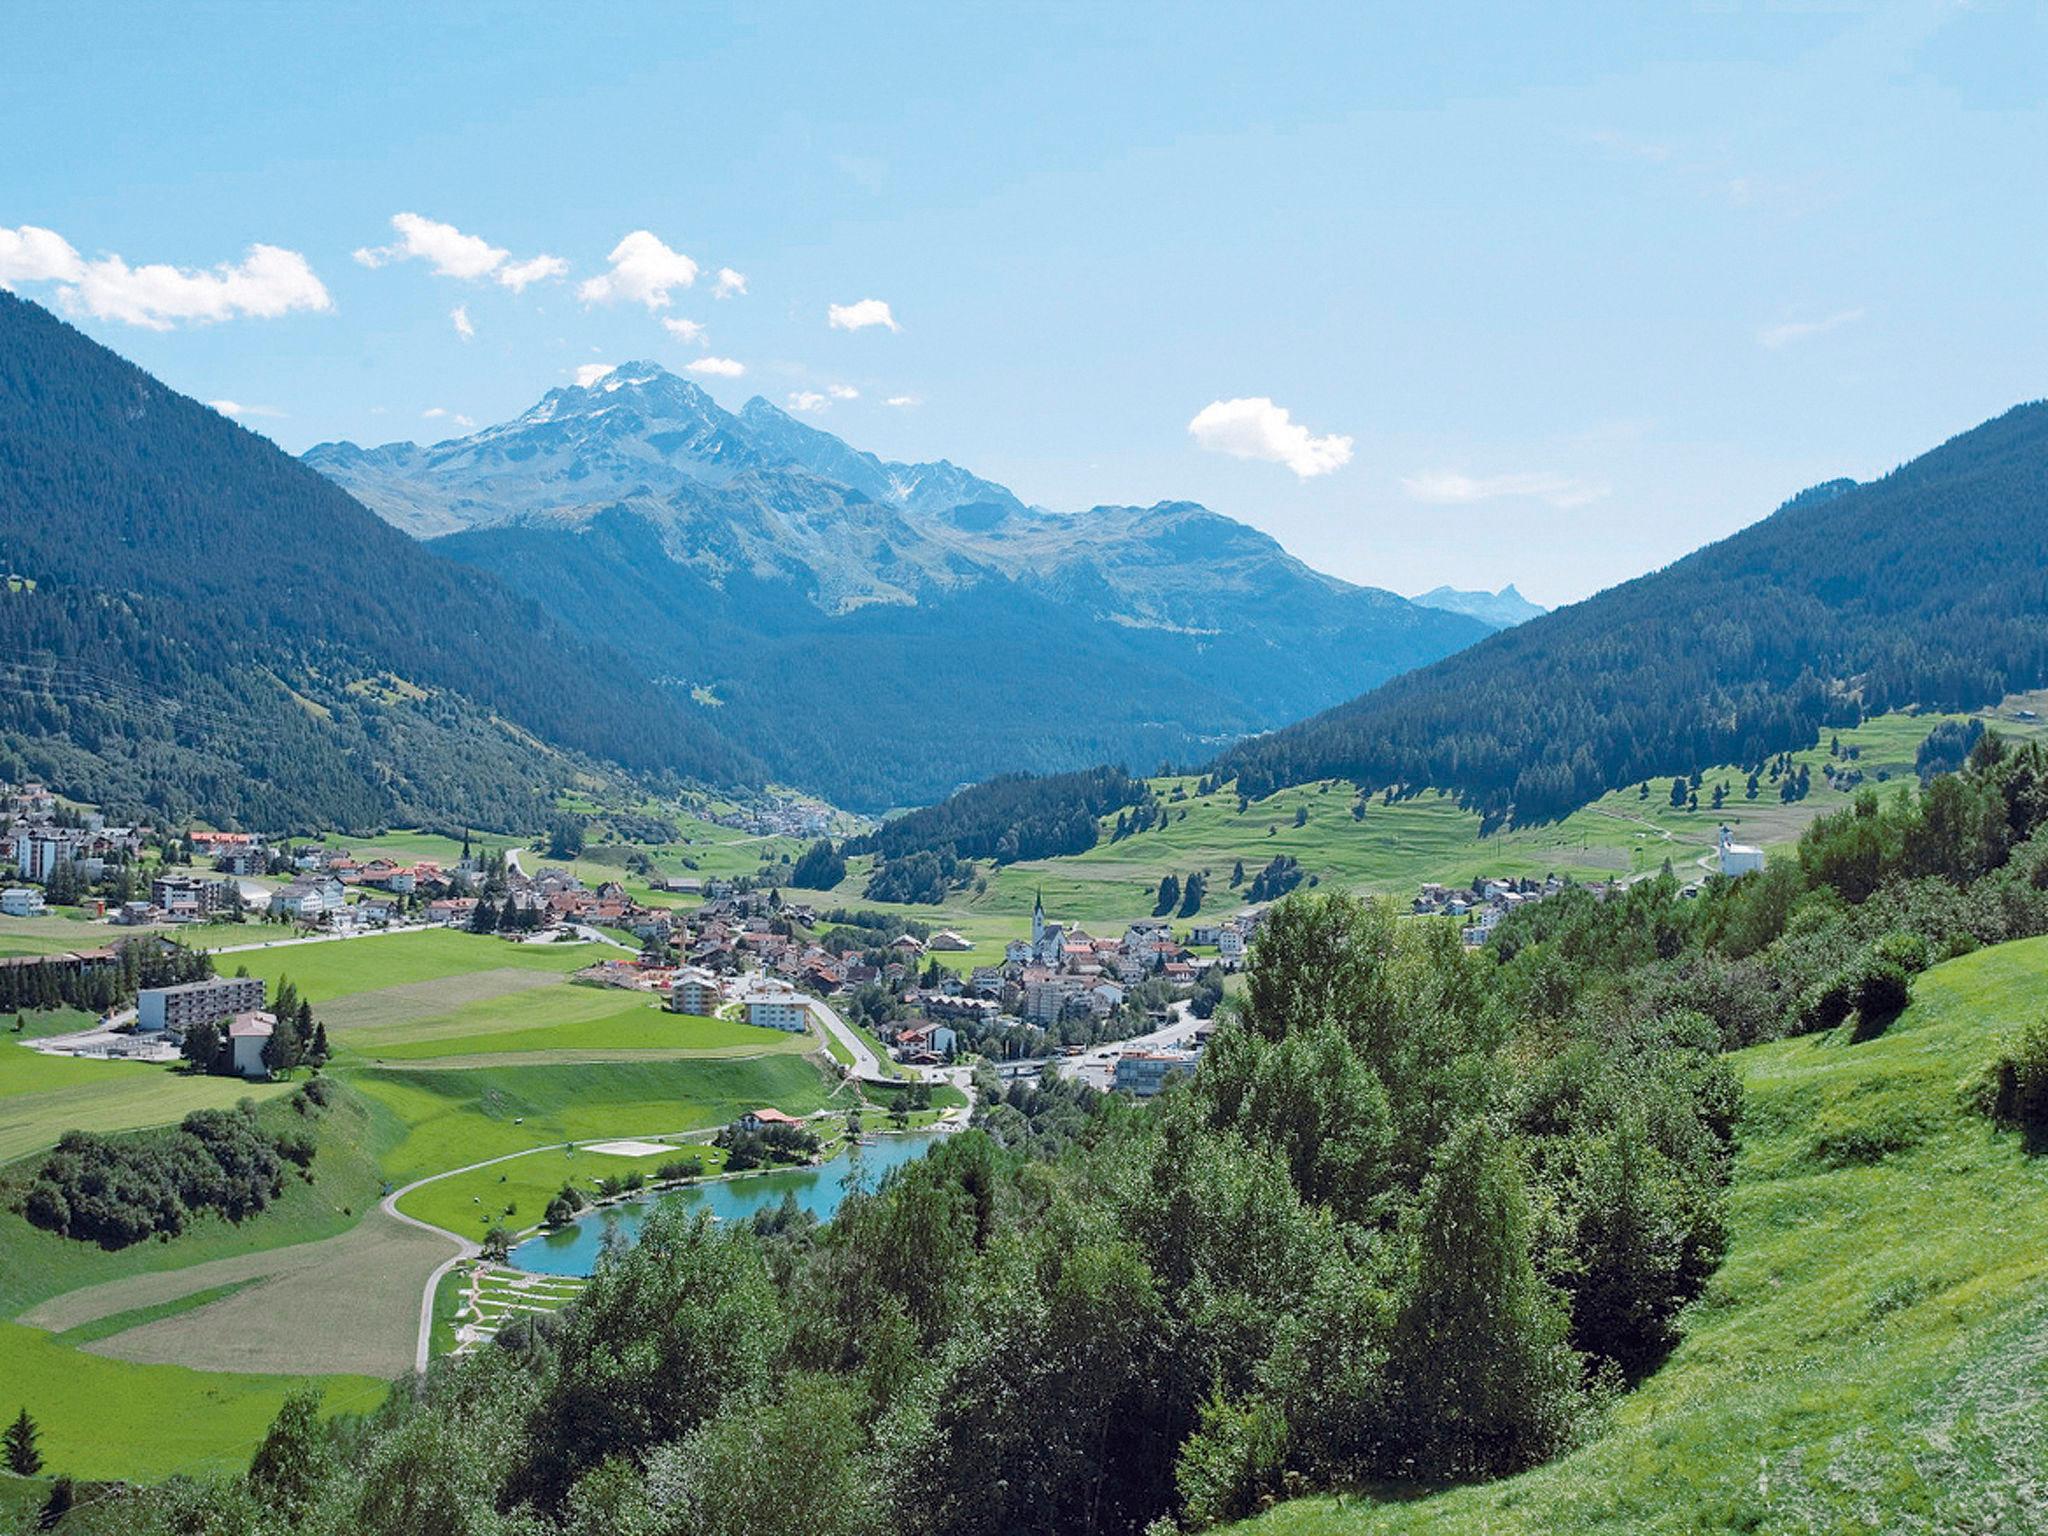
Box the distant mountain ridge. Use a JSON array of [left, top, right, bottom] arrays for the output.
[[1213, 404, 2048, 820], [1412, 584, 1546, 628], [0, 296, 756, 831], [307, 365, 1493, 808]]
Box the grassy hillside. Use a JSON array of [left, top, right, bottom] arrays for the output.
[[1229, 935, 2048, 1536], [814, 699, 2047, 957]]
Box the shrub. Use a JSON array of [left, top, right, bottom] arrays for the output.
[[1871, 929, 1931, 975], [1850, 958, 1913, 1041], [1984, 1015, 2048, 1149]]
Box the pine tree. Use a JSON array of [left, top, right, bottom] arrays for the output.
[[1668, 777, 1687, 809], [4, 1406, 42, 1476]]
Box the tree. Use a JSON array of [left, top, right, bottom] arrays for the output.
[[5, 1407, 42, 1476], [1669, 777, 1687, 809], [248, 1387, 331, 1518], [1154, 874, 1180, 917], [309, 1020, 331, 1066], [1387, 1119, 1580, 1480], [1178, 870, 1207, 919], [1231, 859, 1245, 887], [547, 816, 586, 860], [182, 1018, 223, 1075]]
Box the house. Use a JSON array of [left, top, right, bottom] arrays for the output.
[[738, 1107, 803, 1133], [670, 966, 722, 1016], [152, 875, 234, 922], [1717, 825, 1765, 878], [927, 929, 973, 952], [227, 1011, 276, 1078], [896, 1022, 959, 1058], [890, 933, 926, 955], [138, 975, 266, 1033], [1217, 927, 1247, 966], [0, 887, 45, 917]]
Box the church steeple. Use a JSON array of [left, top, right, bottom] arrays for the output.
[[1032, 888, 1046, 947]]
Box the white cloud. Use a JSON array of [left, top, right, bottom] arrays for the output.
[[207, 399, 285, 419], [884, 394, 920, 408], [828, 297, 899, 332], [0, 225, 331, 330], [579, 230, 698, 308], [574, 363, 617, 388], [1758, 307, 1865, 350], [354, 212, 565, 291], [450, 304, 474, 341], [1186, 397, 1352, 479], [0, 225, 85, 285], [1400, 470, 1607, 509], [453, 413, 475, 428], [661, 316, 707, 344], [686, 356, 746, 378], [712, 267, 747, 299], [496, 253, 568, 291], [827, 383, 859, 400], [422, 407, 448, 419], [787, 391, 828, 412]]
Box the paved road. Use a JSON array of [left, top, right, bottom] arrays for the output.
[[804, 992, 893, 1082]]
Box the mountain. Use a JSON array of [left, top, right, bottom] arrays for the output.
[[0, 295, 757, 832], [1411, 583, 1546, 628], [1213, 404, 2048, 821], [307, 366, 1489, 808]]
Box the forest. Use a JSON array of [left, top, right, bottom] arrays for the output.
[[0, 294, 757, 831], [1212, 406, 2048, 821]]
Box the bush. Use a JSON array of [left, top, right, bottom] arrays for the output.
[[1985, 1015, 2048, 1149], [1850, 958, 1913, 1041], [1871, 930, 1931, 975]]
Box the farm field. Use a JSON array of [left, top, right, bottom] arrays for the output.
[[1228, 934, 2048, 1536]]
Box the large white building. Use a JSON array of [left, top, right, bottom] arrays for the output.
[[0, 887, 45, 917], [1717, 825, 1765, 878], [669, 966, 723, 1017], [138, 975, 267, 1033], [738, 983, 810, 1032]]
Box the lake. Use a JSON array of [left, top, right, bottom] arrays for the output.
[[508, 1132, 943, 1276]]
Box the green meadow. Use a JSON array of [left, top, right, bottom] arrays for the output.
[[345, 993, 810, 1063], [215, 926, 598, 1004], [1229, 934, 2048, 1536]]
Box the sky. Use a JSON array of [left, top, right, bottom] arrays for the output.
[[2, 0, 2042, 606]]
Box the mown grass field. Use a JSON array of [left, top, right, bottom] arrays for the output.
[[0, 1043, 293, 1163], [353, 1052, 834, 1189], [1229, 934, 2048, 1536], [218, 926, 597, 1005], [336, 987, 807, 1062]]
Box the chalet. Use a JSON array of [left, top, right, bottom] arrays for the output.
[[738, 1107, 803, 1132], [670, 967, 722, 1016], [928, 929, 973, 951]]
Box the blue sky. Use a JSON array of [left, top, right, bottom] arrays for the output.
[[3, 1, 2041, 605]]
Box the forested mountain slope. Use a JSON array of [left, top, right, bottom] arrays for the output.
[[0, 295, 756, 830], [309, 366, 1489, 808], [1214, 405, 2048, 820]]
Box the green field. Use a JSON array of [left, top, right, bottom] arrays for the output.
[[0, 1043, 293, 1163], [337, 987, 808, 1063], [355, 1053, 835, 1188], [1230, 934, 2048, 1535], [216, 926, 598, 1005], [0, 1320, 386, 1483], [396, 1138, 737, 1238]]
